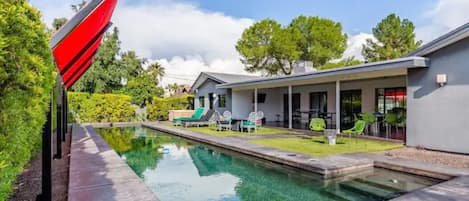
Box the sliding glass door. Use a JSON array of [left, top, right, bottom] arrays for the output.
[[340, 90, 362, 130], [309, 92, 327, 118]]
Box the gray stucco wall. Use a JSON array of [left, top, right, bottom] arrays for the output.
[[407, 37, 469, 154], [194, 79, 232, 114]]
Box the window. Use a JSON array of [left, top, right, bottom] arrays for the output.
[[376, 87, 406, 114], [199, 96, 205, 108], [218, 94, 226, 108]]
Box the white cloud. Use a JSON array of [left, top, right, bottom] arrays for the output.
[[341, 33, 374, 61], [113, 1, 253, 61], [155, 56, 250, 87], [417, 0, 469, 43], [29, 0, 254, 86]]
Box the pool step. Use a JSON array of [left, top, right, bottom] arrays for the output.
[[319, 188, 362, 201], [339, 180, 398, 200], [354, 177, 404, 193]]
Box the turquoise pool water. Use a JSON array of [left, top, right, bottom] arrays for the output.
[[97, 127, 441, 201]]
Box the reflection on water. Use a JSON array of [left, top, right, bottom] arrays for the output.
[[97, 127, 441, 201]]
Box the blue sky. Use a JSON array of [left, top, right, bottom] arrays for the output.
[[30, 0, 469, 85], [186, 0, 437, 35]]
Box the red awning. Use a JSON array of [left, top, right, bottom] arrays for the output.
[[50, 0, 117, 89]]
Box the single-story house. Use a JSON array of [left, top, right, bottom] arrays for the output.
[[191, 22, 469, 154], [190, 72, 259, 114]]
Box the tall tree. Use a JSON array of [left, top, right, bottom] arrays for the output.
[[236, 19, 302, 76], [362, 14, 422, 62], [120, 50, 146, 79], [288, 16, 347, 67]]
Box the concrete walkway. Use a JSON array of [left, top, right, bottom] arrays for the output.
[[69, 124, 159, 201]]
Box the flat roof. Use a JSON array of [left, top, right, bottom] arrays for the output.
[[217, 56, 429, 89]]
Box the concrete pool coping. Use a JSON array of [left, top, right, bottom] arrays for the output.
[[70, 122, 469, 201], [68, 123, 159, 201]]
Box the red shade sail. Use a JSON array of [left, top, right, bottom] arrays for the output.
[[50, 0, 117, 89]]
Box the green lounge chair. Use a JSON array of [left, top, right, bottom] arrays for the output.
[[343, 120, 366, 136], [309, 118, 326, 132], [173, 107, 204, 125], [182, 110, 215, 127]]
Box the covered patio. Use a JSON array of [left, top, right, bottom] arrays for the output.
[[218, 57, 429, 141]]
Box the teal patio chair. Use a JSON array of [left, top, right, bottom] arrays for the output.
[[173, 107, 204, 125], [309, 118, 326, 132], [241, 112, 257, 133]]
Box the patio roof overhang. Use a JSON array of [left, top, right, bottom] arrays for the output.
[[217, 56, 429, 90]]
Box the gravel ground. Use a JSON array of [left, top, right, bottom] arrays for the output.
[[8, 128, 71, 201], [384, 147, 469, 168]]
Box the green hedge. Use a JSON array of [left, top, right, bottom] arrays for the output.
[[68, 92, 137, 123], [0, 1, 55, 199], [147, 95, 194, 121]]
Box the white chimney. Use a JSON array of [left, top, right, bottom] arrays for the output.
[[293, 60, 314, 74]]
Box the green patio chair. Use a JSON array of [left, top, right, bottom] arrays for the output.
[[343, 120, 366, 136], [360, 113, 376, 134], [384, 113, 398, 138], [173, 107, 204, 125], [309, 118, 326, 132]]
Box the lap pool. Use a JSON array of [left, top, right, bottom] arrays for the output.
[[96, 127, 441, 201]]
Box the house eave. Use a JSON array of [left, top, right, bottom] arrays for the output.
[[217, 57, 429, 89]]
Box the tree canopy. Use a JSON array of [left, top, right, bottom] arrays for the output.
[[236, 16, 347, 76], [288, 16, 347, 67], [362, 14, 422, 62], [319, 57, 362, 70]]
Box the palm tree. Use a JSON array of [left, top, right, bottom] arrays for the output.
[[166, 83, 183, 96], [147, 62, 165, 85]]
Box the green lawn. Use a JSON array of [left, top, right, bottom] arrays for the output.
[[249, 136, 403, 156], [163, 122, 298, 136]]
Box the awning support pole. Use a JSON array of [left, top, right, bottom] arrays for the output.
[[254, 88, 258, 113], [54, 77, 62, 159], [288, 85, 293, 129], [336, 80, 341, 134], [62, 87, 66, 141], [37, 94, 52, 201]]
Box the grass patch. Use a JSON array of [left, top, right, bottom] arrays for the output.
[[163, 122, 298, 136], [249, 136, 403, 156]]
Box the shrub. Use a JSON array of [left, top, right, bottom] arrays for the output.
[[68, 92, 137, 123], [0, 1, 55, 199], [147, 95, 194, 121]]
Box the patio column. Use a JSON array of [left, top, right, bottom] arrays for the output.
[[254, 88, 258, 113], [288, 85, 293, 129], [336, 80, 341, 134]]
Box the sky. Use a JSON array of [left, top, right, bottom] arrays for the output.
[[29, 0, 469, 87]]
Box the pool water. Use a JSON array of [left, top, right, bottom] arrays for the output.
[[97, 127, 441, 201]]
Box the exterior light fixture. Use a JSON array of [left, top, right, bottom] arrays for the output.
[[436, 74, 447, 87]]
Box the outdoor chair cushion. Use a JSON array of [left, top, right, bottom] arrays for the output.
[[173, 107, 204, 122]]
